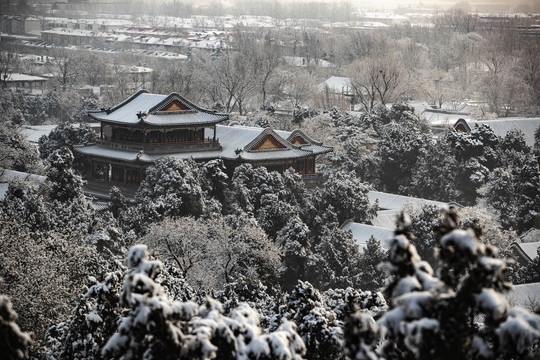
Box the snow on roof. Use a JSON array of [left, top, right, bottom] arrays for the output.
[[19, 125, 58, 143], [520, 229, 540, 243], [119, 65, 153, 74], [282, 56, 334, 68], [89, 200, 110, 212], [355, 12, 408, 20], [75, 145, 141, 162], [370, 209, 400, 230], [41, 17, 132, 27], [505, 282, 540, 310], [348, 111, 365, 118], [405, 101, 433, 116], [42, 28, 110, 38], [318, 76, 353, 93], [463, 118, 540, 147], [208, 125, 331, 162], [89, 91, 228, 126], [512, 241, 540, 262], [341, 220, 394, 251], [0, 184, 9, 202], [368, 191, 448, 211], [5, 73, 48, 82], [323, 21, 388, 28], [75, 125, 331, 164], [0, 168, 48, 201], [421, 108, 472, 125]]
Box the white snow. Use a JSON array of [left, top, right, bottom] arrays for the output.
[[86, 311, 103, 324], [474, 288, 510, 320]]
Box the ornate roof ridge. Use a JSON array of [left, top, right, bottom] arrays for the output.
[[244, 127, 298, 152], [88, 89, 149, 117], [148, 92, 227, 116], [287, 129, 323, 146]]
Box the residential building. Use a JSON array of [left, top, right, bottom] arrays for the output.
[[2, 73, 48, 94]]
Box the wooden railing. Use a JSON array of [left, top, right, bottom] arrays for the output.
[[98, 137, 218, 147]]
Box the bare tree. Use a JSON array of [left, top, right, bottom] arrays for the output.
[[425, 69, 468, 110], [348, 56, 403, 112], [141, 217, 220, 288], [207, 49, 257, 114], [284, 70, 315, 108], [301, 29, 325, 73], [0, 46, 18, 88], [434, 9, 480, 33], [516, 37, 540, 108], [47, 48, 83, 88], [254, 35, 282, 107], [77, 53, 107, 87]]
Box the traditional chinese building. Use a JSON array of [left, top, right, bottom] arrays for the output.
[[74, 90, 332, 195]]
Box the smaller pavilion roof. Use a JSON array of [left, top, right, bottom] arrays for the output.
[[340, 220, 393, 251], [317, 76, 353, 95], [368, 190, 448, 211], [88, 90, 228, 127], [511, 241, 540, 263], [454, 118, 540, 147], [0, 168, 48, 200], [505, 282, 540, 310]]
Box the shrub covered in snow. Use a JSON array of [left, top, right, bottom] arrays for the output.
[[100, 245, 306, 360], [38, 123, 97, 160], [274, 281, 343, 360]]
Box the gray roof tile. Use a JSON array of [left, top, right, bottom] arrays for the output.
[[75, 125, 332, 164]]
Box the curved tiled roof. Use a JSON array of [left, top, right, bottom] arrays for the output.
[[511, 241, 540, 262], [75, 125, 333, 164], [285, 129, 323, 146], [88, 90, 228, 126]]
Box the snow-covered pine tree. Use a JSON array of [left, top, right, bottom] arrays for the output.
[[278, 281, 343, 360], [276, 217, 312, 291], [344, 207, 540, 360], [533, 125, 540, 164], [47, 147, 85, 203], [0, 124, 42, 173], [357, 236, 388, 291], [38, 123, 97, 160], [377, 121, 430, 194], [308, 171, 377, 231], [483, 153, 540, 233], [128, 157, 207, 233], [101, 245, 306, 360]]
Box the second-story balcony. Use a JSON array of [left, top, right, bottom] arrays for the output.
[[97, 137, 221, 154]]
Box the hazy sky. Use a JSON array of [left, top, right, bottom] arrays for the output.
[[153, 0, 538, 12]]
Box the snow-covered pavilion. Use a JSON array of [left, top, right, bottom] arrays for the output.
[[74, 90, 332, 195]]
